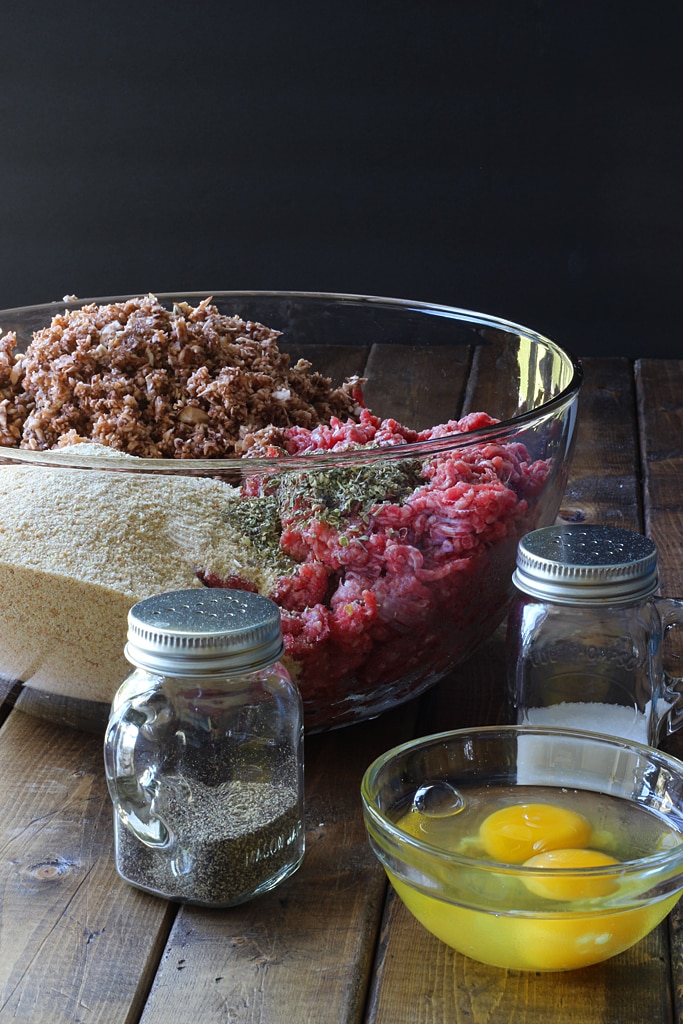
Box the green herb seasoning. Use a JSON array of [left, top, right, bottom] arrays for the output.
[[273, 457, 424, 528], [219, 458, 425, 576], [222, 494, 295, 574]]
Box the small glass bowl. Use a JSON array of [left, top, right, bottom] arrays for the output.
[[361, 726, 683, 971]]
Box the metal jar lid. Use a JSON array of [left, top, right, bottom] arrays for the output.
[[512, 525, 659, 604], [125, 588, 285, 676]]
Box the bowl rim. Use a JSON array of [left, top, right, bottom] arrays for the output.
[[0, 290, 583, 473], [361, 724, 683, 878]]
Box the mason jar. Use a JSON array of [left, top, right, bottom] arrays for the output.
[[507, 524, 683, 745], [104, 587, 305, 906]]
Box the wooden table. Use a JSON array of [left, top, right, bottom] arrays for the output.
[[0, 355, 682, 1023]]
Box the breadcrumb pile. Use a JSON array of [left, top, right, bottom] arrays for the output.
[[0, 295, 363, 458]]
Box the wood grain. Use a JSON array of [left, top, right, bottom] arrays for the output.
[[558, 357, 642, 530], [362, 344, 472, 429], [637, 359, 683, 1024], [0, 713, 175, 1024], [137, 708, 414, 1024], [636, 359, 683, 592]]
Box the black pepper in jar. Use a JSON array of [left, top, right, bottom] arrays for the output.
[[104, 588, 305, 906]]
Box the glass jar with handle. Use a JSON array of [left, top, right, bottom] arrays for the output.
[[104, 587, 305, 906], [507, 524, 683, 745]]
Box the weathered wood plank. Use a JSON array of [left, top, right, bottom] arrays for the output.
[[636, 359, 683, 593], [361, 344, 472, 429], [636, 359, 683, 1024], [0, 712, 175, 1024], [558, 357, 642, 530], [137, 707, 414, 1024]]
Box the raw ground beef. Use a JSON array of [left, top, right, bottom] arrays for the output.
[[220, 409, 551, 724]]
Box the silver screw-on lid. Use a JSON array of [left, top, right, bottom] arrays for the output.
[[125, 588, 285, 676], [512, 525, 659, 604]]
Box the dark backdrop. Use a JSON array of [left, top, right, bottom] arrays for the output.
[[1, 1, 681, 357]]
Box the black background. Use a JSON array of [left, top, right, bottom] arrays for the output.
[[1, 1, 681, 357]]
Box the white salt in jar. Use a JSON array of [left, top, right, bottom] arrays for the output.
[[104, 588, 305, 906], [507, 524, 683, 745]]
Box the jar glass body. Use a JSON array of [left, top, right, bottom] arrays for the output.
[[104, 660, 304, 906], [506, 592, 673, 745]]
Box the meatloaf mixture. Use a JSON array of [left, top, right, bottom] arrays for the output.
[[0, 296, 553, 728]]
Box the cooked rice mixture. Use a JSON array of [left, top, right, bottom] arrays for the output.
[[0, 295, 362, 457]]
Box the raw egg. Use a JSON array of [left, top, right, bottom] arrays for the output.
[[479, 802, 592, 863], [389, 874, 675, 972], [522, 847, 621, 901]]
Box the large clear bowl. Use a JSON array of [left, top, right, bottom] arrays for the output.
[[0, 292, 582, 732], [361, 726, 683, 971]]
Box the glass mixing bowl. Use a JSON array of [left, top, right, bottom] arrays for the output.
[[362, 726, 683, 971], [0, 292, 582, 731]]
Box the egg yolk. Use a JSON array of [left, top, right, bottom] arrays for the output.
[[479, 802, 592, 863], [522, 847, 621, 901]]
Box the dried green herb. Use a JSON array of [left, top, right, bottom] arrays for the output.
[[272, 457, 424, 528], [221, 457, 424, 574], [222, 494, 294, 573]]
